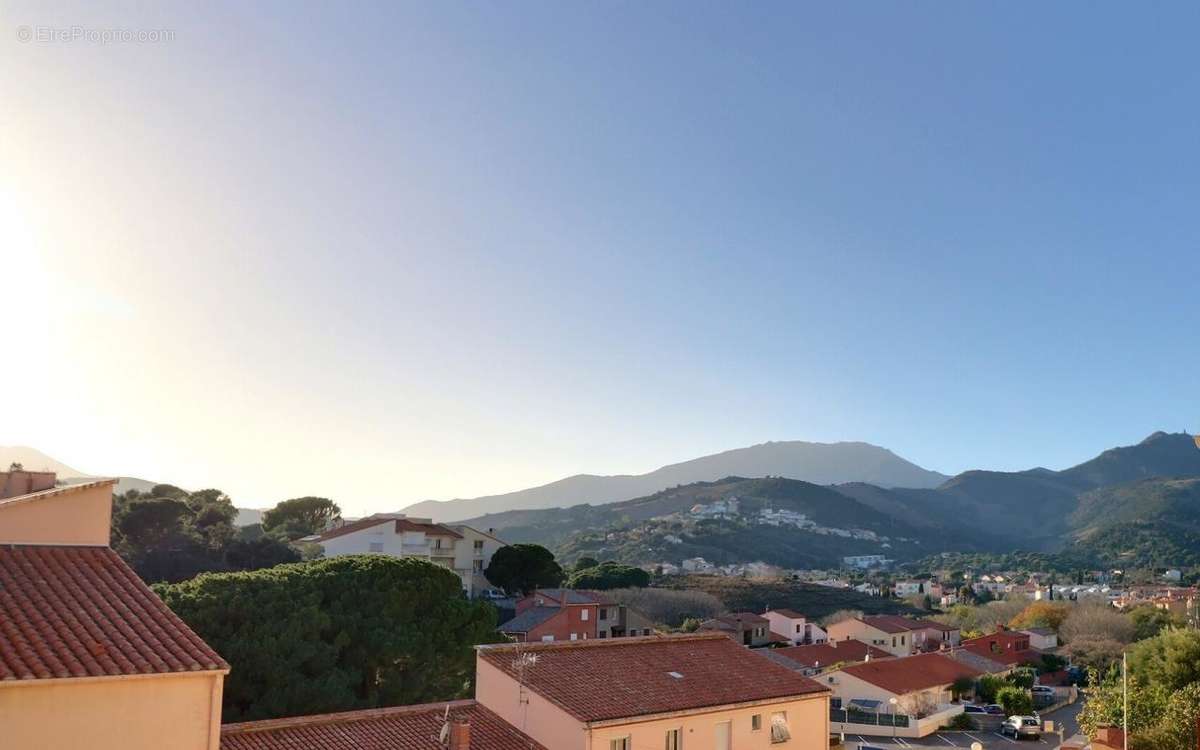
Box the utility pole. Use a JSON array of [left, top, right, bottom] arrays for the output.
[[1122, 651, 1128, 750]]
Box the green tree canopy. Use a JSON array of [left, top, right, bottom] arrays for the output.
[[112, 485, 298, 583], [1128, 627, 1200, 692], [155, 555, 500, 721], [566, 561, 650, 590], [484, 544, 563, 596], [262, 496, 342, 540], [1129, 604, 1185, 641], [995, 685, 1033, 716], [574, 556, 600, 571]]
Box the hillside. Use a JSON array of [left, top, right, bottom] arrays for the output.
[[463, 476, 993, 569], [0, 446, 158, 496], [401, 440, 948, 522], [483, 431, 1200, 569], [660, 575, 922, 620]]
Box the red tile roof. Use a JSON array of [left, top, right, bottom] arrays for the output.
[[860, 615, 929, 633], [315, 516, 463, 543], [0, 545, 228, 681], [838, 653, 982, 696], [221, 699, 546, 750], [773, 641, 893, 669], [478, 633, 828, 722]]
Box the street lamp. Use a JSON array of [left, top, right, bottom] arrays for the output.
[[888, 697, 899, 739]]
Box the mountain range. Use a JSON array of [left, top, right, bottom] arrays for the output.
[[401, 440, 949, 522], [453, 431, 1200, 569]]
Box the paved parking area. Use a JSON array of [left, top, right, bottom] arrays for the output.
[[841, 701, 1084, 750]]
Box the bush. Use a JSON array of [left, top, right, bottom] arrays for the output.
[[944, 713, 977, 731], [156, 555, 500, 721], [996, 686, 1034, 716], [976, 674, 1006, 704], [566, 561, 650, 590]]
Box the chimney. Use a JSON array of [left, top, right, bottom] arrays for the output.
[[449, 720, 470, 750]]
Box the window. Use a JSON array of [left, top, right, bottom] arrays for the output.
[[665, 728, 681, 750], [901, 635, 906, 645], [598, 631, 607, 638], [643, 628, 652, 636], [751, 714, 762, 731], [434, 539, 443, 550], [570, 633, 578, 641], [599, 608, 608, 620], [610, 738, 630, 750], [770, 712, 790, 744], [541, 635, 554, 642], [892, 636, 896, 647], [581, 609, 589, 621], [473, 560, 484, 571], [473, 540, 484, 551], [369, 542, 384, 553], [795, 624, 802, 633]]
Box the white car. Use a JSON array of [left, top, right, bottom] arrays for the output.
[[1001, 715, 1041, 740]]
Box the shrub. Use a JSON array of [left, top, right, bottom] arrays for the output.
[[944, 713, 977, 731], [996, 686, 1034, 716]]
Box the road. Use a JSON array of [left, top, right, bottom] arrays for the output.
[[842, 700, 1084, 750]]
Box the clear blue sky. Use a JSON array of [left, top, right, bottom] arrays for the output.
[[3, 2, 1197, 513]]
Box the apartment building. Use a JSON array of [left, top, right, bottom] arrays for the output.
[[475, 633, 831, 750], [0, 477, 229, 750], [314, 513, 505, 596]]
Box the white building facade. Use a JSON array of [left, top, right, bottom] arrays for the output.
[[315, 514, 506, 596]]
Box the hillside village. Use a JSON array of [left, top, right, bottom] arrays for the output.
[[5, 464, 1200, 750]]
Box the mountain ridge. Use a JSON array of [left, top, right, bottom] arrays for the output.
[[401, 440, 949, 522]]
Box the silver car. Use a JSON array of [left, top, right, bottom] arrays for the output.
[[1001, 715, 1041, 740]]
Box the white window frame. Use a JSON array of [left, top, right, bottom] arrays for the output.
[[581, 609, 589, 621]]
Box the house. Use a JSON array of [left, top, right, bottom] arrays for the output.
[[700, 612, 782, 648], [1021, 627, 1059, 651], [961, 630, 1042, 667], [1164, 569, 1183, 582], [221, 699, 546, 750], [827, 615, 959, 657], [893, 580, 941, 598], [0, 477, 230, 750], [825, 653, 981, 737], [502, 589, 605, 642], [764, 608, 828, 645], [767, 640, 893, 676], [314, 514, 506, 597], [843, 554, 890, 570], [682, 556, 714, 573], [475, 633, 831, 750]]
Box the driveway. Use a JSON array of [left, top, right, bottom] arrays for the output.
[[842, 700, 1086, 750]]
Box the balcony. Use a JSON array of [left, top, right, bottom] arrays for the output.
[[400, 544, 432, 556]]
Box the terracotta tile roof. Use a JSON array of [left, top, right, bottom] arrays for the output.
[[313, 516, 393, 542], [860, 615, 926, 633], [315, 516, 463, 543], [0, 545, 228, 681], [221, 699, 546, 750], [767, 608, 807, 619], [838, 653, 982, 696], [478, 633, 828, 722], [772, 641, 893, 669], [394, 519, 462, 538]]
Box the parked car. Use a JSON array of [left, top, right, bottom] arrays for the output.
[[984, 704, 1006, 715], [1032, 686, 1055, 696], [1001, 715, 1042, 740], [963, 705, 986, 714]]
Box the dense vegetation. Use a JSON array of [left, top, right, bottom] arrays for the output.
[[112, 484, 300, 583], [156, 555, 500, 721], [483, 543, 564, 595], [659, 574, 919, 620]]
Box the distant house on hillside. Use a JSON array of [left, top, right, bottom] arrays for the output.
[[500, 589, 655, 642], [313, 513, 505, 597], [1021, 627, 1058, 651], [827, 615, 960, 657], [763, 608, 827, 646], [960, 630, 1042, 667], [700, 612, 784, 648]]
